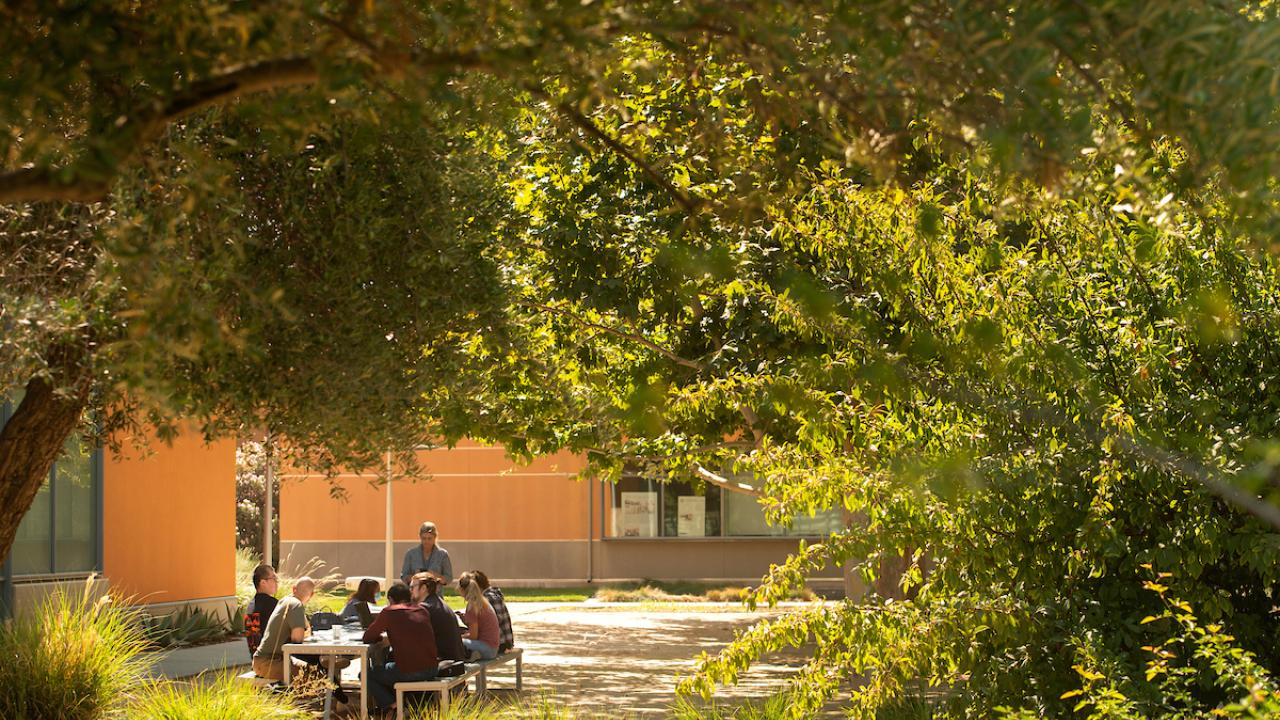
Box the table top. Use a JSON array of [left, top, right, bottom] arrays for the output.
[[283, 624, 372, 650]]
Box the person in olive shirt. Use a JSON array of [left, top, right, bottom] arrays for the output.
[[363, 581, 439, 714], [410, 572, 466, 661], [252, 576, 314, 680], [400, 520, 453, 586]]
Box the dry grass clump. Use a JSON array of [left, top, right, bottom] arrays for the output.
[[0, 578, 149, 720]]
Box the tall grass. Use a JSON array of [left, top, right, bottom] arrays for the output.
[[127, 674, 311, 719], [0, 578, 150, 720], [670, 694, 795, 720], [235, 547, 343, 613], [407, 694, 627, 719]]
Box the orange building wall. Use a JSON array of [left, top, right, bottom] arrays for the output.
[[103, 430, 236, 604], [280, 442, 591, 542]]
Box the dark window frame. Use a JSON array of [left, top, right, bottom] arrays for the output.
[[0, 395, 104, 620]]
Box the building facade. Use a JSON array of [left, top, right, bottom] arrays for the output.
[[279, 441, 847, 589], [0, 397, 237, 619]]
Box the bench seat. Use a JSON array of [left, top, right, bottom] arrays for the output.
[[394, 664, 483, 719], [393, 649, 523, 718]]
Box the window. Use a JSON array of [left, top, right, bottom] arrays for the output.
[[608, 469, 842, 538], [2, 395, 101, 577]]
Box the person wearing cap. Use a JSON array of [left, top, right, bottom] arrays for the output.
[[400, 520, 453, 586]]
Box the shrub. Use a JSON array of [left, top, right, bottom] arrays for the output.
[[0, 578, 150, 720], [136, 604, 233, 649], [128, 673, 311, 719]]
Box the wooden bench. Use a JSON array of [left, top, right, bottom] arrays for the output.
[[394, 664, 483, 719], [393, 649, 523, 718], [475, 648, 523, 694]]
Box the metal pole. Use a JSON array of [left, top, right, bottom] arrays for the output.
[[586, 476, 594, 583], [384, 450, 394, 587], [263, 434, 274, 567]]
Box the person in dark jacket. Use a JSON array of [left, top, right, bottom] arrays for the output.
[[410, 572, 466, 661]]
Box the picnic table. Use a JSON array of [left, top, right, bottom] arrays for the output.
[[282, 623, 371, 720]]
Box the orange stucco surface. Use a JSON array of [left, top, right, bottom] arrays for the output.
[[280, 443, 592, 542], [103, 430, 236, 604]]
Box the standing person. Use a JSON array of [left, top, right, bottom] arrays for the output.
[[458, 573, 500, 660], [341, 578, 380, 622], [410, 572, 466, 661], [244, 564, 279, 656], [400, 521, 453, 586], [362, 581, 439, 715], [468, 570, 514, 652]]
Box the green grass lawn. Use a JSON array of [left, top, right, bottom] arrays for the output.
[[311, 585, 598, 614]]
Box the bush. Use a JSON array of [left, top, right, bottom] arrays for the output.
[[128, 673, 311, 719], [0, 578, 150, 720], [137, 604, 233, 649]]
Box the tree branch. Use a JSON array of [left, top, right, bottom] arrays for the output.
[[695, 464, 762, 497], [0, 47, 500, 205], [533, 89, 701, 216]]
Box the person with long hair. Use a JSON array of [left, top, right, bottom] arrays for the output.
[[458, 571, 500, 660], [341, 578, 380, 622]]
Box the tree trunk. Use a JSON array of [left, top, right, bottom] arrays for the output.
[[0, 363, 92, 563]]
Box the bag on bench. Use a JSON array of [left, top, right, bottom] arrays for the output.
[[437, 660, 466, 678]]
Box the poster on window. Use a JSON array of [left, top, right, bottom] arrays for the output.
[[620, 491, 658, 537], [678, 495, 706, 537]]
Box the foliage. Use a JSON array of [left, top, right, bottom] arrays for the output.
[[1013, 570, 1280, 720], [136, 604, 233, 650], [235, 440, 278, 557], [479, 22, 1280, 720], [0, 579, 149, 720], [408, 693, 619, 720], [10, 3, 1280, 718], [670, 693, 800, 720], [126, 674, 311, 720]]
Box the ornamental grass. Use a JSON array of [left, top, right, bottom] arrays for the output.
[[0, 578, 149, 720], [126, 674, 311, 720]]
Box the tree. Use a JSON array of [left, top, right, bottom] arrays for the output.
[[0, 0, 769, 561], [478, 23, 1280, 718], [8, 4, 1280, 716]]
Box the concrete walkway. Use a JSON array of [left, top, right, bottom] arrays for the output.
[[154, 602, 846, 717], [496, 603, 841, 718], [145, 638, 250, 679]]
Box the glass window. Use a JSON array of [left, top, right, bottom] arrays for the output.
[[608, 467, 845, 539], [611, 475, 658, 537], [661, 481, 721, 537], [3, 393, 100, 576], [54, 433, 95, 573], [11, 477, 52, 575]]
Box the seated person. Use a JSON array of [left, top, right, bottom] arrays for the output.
[[458, 572, 501, 660], [410, 572, 466, 661], [244, 563, 279, 656], [362, 581, 439, 715], [469, 570, 515, 652], [252, 576, 313, 681], [341, 578, 380, 623], [252, 576, 350, 702]]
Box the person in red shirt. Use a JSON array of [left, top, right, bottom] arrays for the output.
[[362, 581, 438, 714]]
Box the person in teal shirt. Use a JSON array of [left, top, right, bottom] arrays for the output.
[[400, 520, 453, 585]]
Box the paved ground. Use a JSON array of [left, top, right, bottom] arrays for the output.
[[495, 602, 838, 717], [170, 602, 845, 718]]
